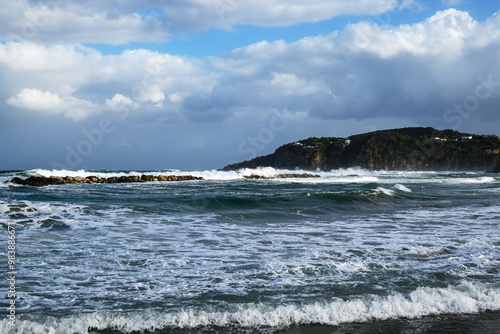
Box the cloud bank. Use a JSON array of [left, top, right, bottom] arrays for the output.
[[1, 8, 499, 169], [1, 0, 403, 44]]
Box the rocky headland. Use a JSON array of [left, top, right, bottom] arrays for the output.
[[224, 127, 500, 172], [6, 127, 500, 187], [490, 159, 500, 173]]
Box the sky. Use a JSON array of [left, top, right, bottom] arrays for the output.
[[0, 0, 499, 171]]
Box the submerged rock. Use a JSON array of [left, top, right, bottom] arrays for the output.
[[8, 174, 204, 187]]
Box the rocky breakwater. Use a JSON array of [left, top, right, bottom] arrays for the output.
[[7, 174, 204, 187], [243, 173, 320, 179]]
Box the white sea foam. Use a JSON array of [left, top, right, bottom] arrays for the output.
[[448, 176, 496, 184], [394, 184, 412, 192], [0, 200, 134, 230], [2, 282, 498, 334], [374, 187, 395, 196], [16, 168, 384, 184], [15, 168, 497, 186], [8, 169, 499, 187], [0, 201, 9, 215]]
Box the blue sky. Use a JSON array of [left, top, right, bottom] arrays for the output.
[[0, 0, 499, 170], [86, 0, 499, 57]]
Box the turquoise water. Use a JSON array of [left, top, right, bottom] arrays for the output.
[[0, 168, 499, 333]]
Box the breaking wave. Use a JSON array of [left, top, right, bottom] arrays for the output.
[[2, 168, 497, 186], [2, 282, 498, 334]]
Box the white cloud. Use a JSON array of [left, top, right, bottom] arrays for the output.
[[6, 88, 63, 112], [168, 94, 183, 103], [105, 94, 139, 111], [0, 42, 92, 72], [335, 9, 479, 59], [182, 0, 399, 29], [205, 8, 500, 122], [270, 73, 323, 96], [3, 11, 500, 170], [1, 9, 499, 128], [6, 88, 99, 121], [0, 0, 170, 44], [0, 0, 401, 44], [0, 42, 216, 121]]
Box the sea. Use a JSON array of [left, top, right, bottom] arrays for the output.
[[1, 168, 499, 334]]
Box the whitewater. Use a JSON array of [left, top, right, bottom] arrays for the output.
[[0, 168, 499, 333]]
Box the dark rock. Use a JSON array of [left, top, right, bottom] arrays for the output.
[[130, 176, 142, 183], [7, 174, 204, 187], [23, 176, 50, 187], [243, 175, 268, 179], [10, 177, 24, 185], [73, 176, 85, 183], [489, 159, 500, 173], [117, 176, 130, 183], [141, 174, 155, 182], [49, 176, 65, 184], [86, 176, 99, 183]]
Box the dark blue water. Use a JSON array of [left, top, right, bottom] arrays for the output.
[[1, 168, 499, 333]]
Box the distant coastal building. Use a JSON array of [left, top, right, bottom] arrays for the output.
[[462, 136, 473, 140], [431, 137, 447, 141], [487, 148, 500, 155], [344, 139, 351, 145]]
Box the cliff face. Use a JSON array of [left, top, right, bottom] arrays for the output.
[[223, 127, 500, 172], [491, 159, 500, 173]]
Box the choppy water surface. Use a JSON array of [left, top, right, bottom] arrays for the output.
[[0, 168, 499, 333]]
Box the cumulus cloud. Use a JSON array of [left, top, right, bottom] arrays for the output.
[[0, 0, 170, 44], [6, 88, 99, 121], [325, 9, 483, 61], [0, 41, 216, 122], [205, 8, 500, 122], [0, 8, 499, 169], [0, 0, 401, 44], [104, 94, 139, 111], [6, 88, 63, 112], [0, 42, 91, 72], [2, 9, 498, 126]]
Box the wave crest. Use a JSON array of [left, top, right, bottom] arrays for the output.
[[2, 282, 499, 334]]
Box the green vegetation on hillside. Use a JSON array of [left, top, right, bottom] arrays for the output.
[[223, 127, 500, 172]]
